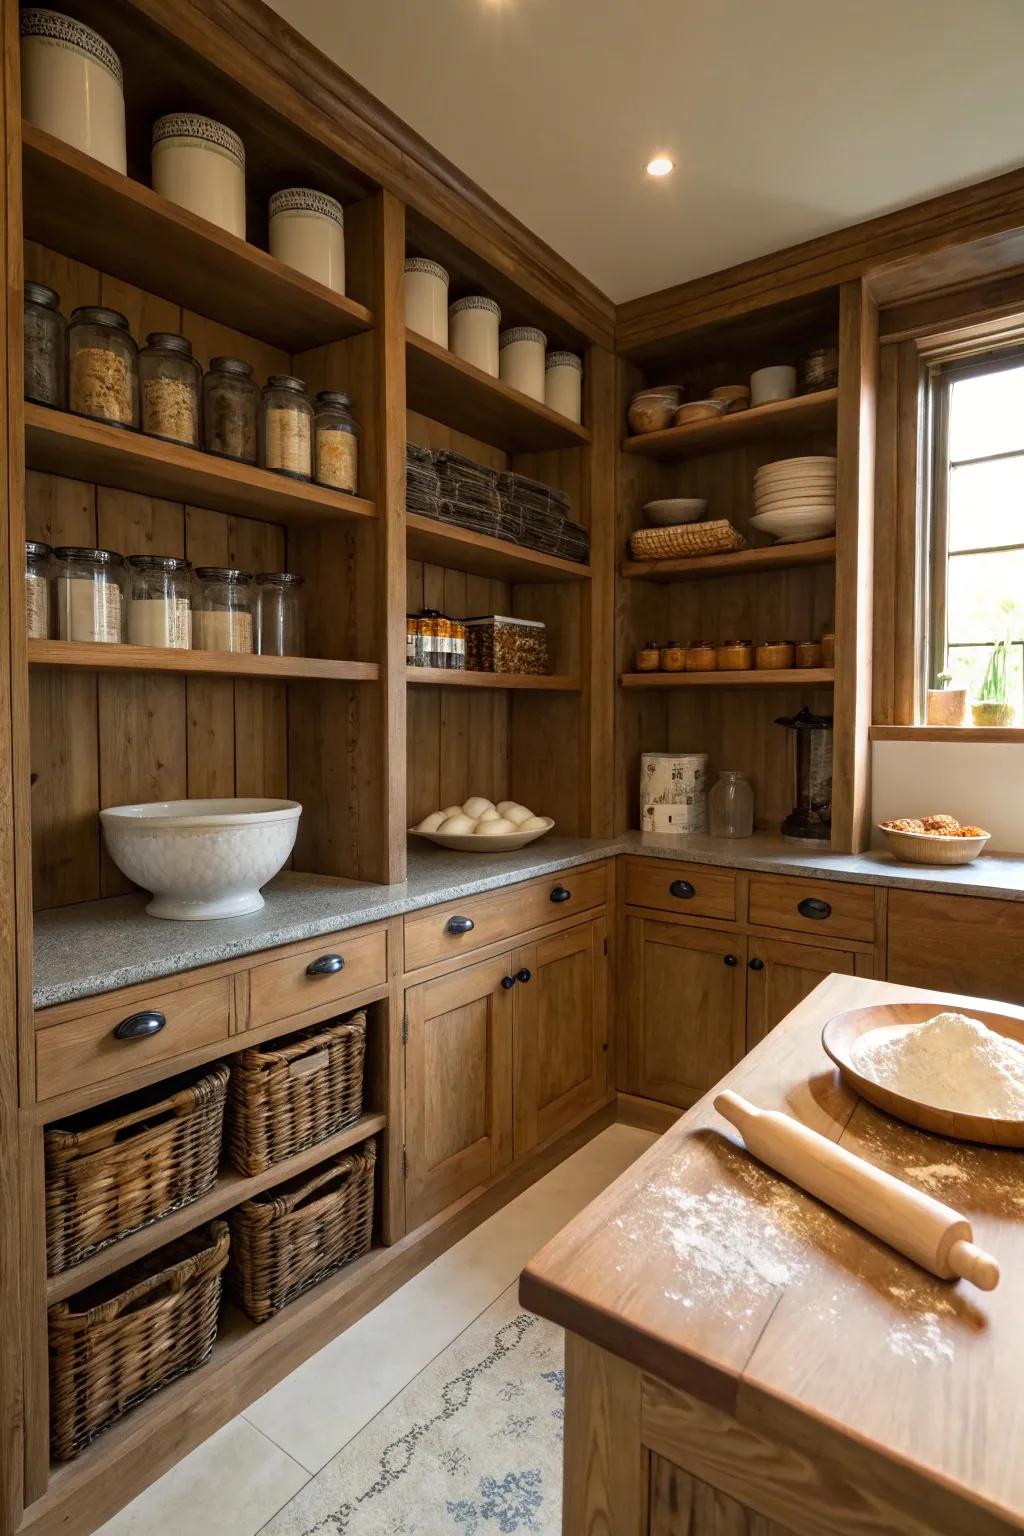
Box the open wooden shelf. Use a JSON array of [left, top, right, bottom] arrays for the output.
[[621, 536, 836, 583], [28, 639, 379, 683], [22, 124, 375, 351], [46, 1112, 387, 1306], [25, 405, 378, 527], [406, 512, 590, 583], [621, 389, 838, 462], [406, 330, 591, 453], [407, 668, 580, 691], [620, 668, 835, 689]]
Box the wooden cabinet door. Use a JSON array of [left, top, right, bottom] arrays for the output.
[[626, 916, 746, 1109], [514, 916, 608, 1158], [746, 936, 860, 1052], [404, 952, 514, 1230], [888, 890, 1024, 1005]]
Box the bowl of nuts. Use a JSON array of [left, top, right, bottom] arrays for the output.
[[877, 814, 991, 865]]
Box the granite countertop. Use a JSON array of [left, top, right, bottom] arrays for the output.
[[33, 833, 1024, 1009]]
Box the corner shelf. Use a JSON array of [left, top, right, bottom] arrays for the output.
[[406, 512, 590, 583], [28, 640, 379, 683], [621, 389, 838, 462], [25, 405, 378, 528], [407, 668, 580, 691], [621, 537, 836, 583], [22, 124, 374, 351], [406, 330, 591, 453], [620, 668, 835, 689]]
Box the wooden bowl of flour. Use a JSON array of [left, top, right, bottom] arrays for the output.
[[823, 1002, 1024, 1146]]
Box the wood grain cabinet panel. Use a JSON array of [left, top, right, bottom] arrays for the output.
[[747, 874, 875, 944], [649, 1454, 799, 1536], [887, 890, 1024, 1005], [624, 858, 737, 922], [248, 928, 387, 1029], [746, 937, 859, 1052], [625, 917, 746, 1109]]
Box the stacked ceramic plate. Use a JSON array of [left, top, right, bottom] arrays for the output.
[[750, 456, 836, 544]]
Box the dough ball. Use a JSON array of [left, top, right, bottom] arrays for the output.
[[442, 806, 463, 819], [416, 811, 446, 833], [439, 814, 476, 835], [462, 796, 495, 819], [476, 807, 502, 823], [518, 816, 551, 833], [496, 801, 520, 816], [474, 817, 517, 836], [505, 804, 534, 827]]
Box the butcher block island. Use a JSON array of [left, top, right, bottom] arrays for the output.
[[520, 975, 1024, 1536]]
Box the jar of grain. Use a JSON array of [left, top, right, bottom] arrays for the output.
[[686, 642, 718, 672], [152, 114, 246, 239], [404, 258, 449, 346], [125, 555, 192, 649], [660, 641, 687, 672], [717, 640, 753, 671], [314, 390, 359, 492], [254, 571, 304, 657], [20, 9, 126, 172], [449, 296, 501, 377], [406, 614, 422, 667], [544, 351, 583, 423], [25, 540, 53, 639], [54, 546, 124, 643], [139, 332, 201, 448], [451, 619, 467, 671], [499, 326, 547, 402], [269, 188, 346, 293], [795, 640, 824, 669], [68, 307, 137, 429], [203, 356, 258, 464], [755, 640, 795, 670], [24, 281, 66, 408], [193, 567, 253, 653], [260, 375, 312, 480], [636, 640, 661, 672]]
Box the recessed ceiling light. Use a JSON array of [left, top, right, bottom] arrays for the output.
[[646, 155, 674, 178]]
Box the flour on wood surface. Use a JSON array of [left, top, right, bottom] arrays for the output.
[[853, 1011, 1024, 1116]]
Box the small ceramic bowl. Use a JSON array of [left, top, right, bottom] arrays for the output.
[[674, 399, 728, 427], [410, 818, 554, 853], [628, 387, 682, 434], [642, 497, 707, 526], [877, 826, 990, 865]]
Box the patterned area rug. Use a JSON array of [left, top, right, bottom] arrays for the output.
[[259, 1285, 565, 1535]]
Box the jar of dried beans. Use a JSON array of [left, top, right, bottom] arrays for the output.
[[314, 390, 359, 492], [68, 306, 137, 429], [139, 332, 201, 447], [24, 281, 66, 408], [203, 356, 258, 464], [260, 374, 312, 480], [55, 546, 124, 643]]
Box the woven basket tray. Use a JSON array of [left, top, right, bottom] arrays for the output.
[[45, 1063, 229, 1277], [226, 1010, 367, 1177], [49, 1221, 229, 1460], [227, 1140, 376, 1323], [629, 519, 747, 561]]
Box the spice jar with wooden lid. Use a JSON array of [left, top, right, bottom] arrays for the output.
[[203, 356, 258, 464], [55, 546, 124, 643], [193, 567, 253, 653], [686, 642, 719, 672], [68, 306, 137, 429], [24, 281, 66, 408], [140, 332, 201, 448], [660, 641, 687, 672], [755, 640, 795, 670], [25, 540, 53, 639], [260, 375, 312, 480], [718, 640, 753, 670], [796, 640, 824, 669], [314, 390, 359, 492], [636, 640, 661, 672], [126, 555, 192, 649]]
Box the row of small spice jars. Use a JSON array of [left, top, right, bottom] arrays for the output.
[[24, 286, 359, 492], [407, 611, 467, 670], [636, 638, 833, 673], [26, 543, 305, 656]]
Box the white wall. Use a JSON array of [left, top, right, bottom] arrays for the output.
[[871, 742, 1024, 852]]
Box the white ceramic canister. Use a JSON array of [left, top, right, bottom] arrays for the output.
[[405, 258, 449, 347], [640, 752, 709, 835], [269, 188, 345, 293], [449, 295, 501, 377], [20, 9, 126, 172], [750, 364, 797, 407], [499, 326, 546, 402], [152, 114, 246, 239], [545, 350, 583, 422]]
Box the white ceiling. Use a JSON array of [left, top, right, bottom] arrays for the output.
[[270, 0, 1024, 304]]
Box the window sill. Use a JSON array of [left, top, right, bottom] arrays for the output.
[[871, 725, 1024, 743]]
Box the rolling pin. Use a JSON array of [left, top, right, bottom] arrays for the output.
[[715, 1090, 1000, 1291]]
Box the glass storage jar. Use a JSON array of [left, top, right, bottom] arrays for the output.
[[24, 280, 66, 408], [254, 571, 305, 656], [260, 375, 312, 480], [125, 555, 192, 649], [25, 540, 53, 639], [139, 332, 201, 447], [193, 567, 253, 653], [709, 770, 754, 839], [636, 640, 661, 672], [203, 356, 259, 463], [67, 306, 137, 428], [55, 546, 124, 643], [314, 390, 359, 492]]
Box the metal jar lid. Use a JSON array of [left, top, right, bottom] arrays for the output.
[[69, 306, 130, 331], [209, 356, 254, 378], [143, 331, 194, 355], [265, 374, 308, 395], [53, 546, 124, 565], [25, 280, 61, 310], [126, 554, 191, 571], [255, 571, 304, 587], [194, 566, 252, 583], [26, 539, 52, 561]]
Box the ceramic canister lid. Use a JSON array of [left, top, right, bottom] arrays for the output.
[[405, 257, 450, 283], [546, 350, 583, 372], [500, 326, 547, 349], [20, 9, 123, 86], [153, 113, 245, 168], [269, 188, 344, 227], [449, 295, 501, 321]]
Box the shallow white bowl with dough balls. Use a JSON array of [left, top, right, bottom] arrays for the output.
[[410, 796, 555, 851], [100, 798, 302, 920]]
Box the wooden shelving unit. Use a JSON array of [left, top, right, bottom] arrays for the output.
[[621, 536, 836, 583], [407, 668, 580, 691], [621, 389, 838, 461], [620, 668, 835, 689], [406, 512, 590, 584], [27, 639, 379, 683]]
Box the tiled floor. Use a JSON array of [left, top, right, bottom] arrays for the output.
[[94, 1123, 657, 1536]]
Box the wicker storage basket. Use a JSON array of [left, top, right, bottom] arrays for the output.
[[49, 1221, 229, 1460], [226, 1011, 367, 1177], [629, 519, 747, 561], [228, 1139, 376, 1323], [45, 1063, 229, 1277]]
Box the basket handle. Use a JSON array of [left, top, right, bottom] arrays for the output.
[[265, 1151, 370, 1219], [65, 1079, 209, 1154]]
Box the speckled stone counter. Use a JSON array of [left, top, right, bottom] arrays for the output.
[[33, 833, 1024, 1008]]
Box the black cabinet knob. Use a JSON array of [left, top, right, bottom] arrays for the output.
[[500, 975, 516, 990], [516, 967, 532, 984], [447, 915, 475, 935], [550, 886, 571, 903], [306, 953, 344, 976], [797, 897, 832, 920], [669, 879, 695, 900], [113, 1009, 166, 1042], [723, 954, 738, 967], [749, 957, 765, 972]]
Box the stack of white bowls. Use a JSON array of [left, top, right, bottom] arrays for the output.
[[750, 456, 836, 544]]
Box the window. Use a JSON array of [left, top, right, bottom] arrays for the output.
[[929, 352, 1024, 717]]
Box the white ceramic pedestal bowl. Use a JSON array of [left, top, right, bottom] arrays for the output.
[[100, 798, 302, 920]]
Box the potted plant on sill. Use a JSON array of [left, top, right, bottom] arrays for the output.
[[927, 670, 968, 726], [972, 639, 1017, 727]]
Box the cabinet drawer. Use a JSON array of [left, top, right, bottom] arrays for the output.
[[747, 874, 875, 943], [36, 977, 231, 1102], [249, 927, 387, 1028], [403, 863, 607, 972], [624, 859, 736, 922]]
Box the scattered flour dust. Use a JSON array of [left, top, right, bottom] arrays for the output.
[[887, 1313, 955, 1364], [853, 1010, 1024, 1117]]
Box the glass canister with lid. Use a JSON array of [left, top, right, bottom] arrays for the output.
[[254, 571, 305, 656], [125, 555, 192, 649], [25, 540, 53, 639], [139, 332, 202, 447], [203, 356, 259, 464], [314, 390, 359, 492], [260, 375, 313, 480], [54, 546, 124, 643], [68, 306, 138, 428], [24, 281, 66, 408], [193, 567, 253, 653]]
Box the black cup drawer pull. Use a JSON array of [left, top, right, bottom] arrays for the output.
[[447, 915, 475, 935], [669, 879, 695, 900], [113, 1010, 166, 1042], [797, 897, 832, 921], [306, 953, 345, 976], [550, 886, 571, 903]]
